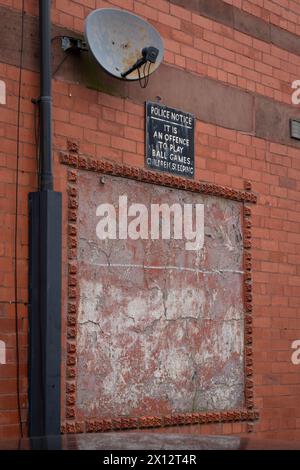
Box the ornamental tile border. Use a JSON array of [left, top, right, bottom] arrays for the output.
[[60, 149, 258, 434]]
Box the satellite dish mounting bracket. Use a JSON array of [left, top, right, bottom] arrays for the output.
[[61, 36, 88, 54]]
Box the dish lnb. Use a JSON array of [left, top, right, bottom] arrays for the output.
[[84, 8, 164, 87]]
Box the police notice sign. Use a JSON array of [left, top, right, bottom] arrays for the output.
[[145, 101, 195, 179]]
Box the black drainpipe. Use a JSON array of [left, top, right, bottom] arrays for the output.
[[28, 0, 62, 437]]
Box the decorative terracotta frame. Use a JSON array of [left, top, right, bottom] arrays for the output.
[[59, 147, 258, 434]]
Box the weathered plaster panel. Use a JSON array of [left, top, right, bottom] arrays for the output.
[[76, 171, 244, 420]]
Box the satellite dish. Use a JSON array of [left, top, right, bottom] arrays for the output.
[[84, 8, 164, 81]]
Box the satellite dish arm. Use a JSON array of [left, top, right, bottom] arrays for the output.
[[121, 56, 147, 78], [121, 46, 159, 78]]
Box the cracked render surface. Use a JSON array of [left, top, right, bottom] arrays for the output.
[[75, 172, 244, 420]]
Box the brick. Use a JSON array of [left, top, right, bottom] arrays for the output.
[[111, 136, 136, 153], [215, 46, 236, 63], [206, 159, 227, 174], [124, 127, 144, 142], [145, 0, 169, 13], [170, 4, 191, 22], [174, 54, 186, 68], [172, 29, 193, 46], [54, 122, 83, 140], [181, 44, 203, 62], [158, 11, 180, 29], [0, 411, 20, 426], [84, 128, 111, 147], [134, 2, 158, 21], [98, 93, 124, 111], [191, 13, 213, 30], [216, 127, 236, 141], [279, 176, 297, 190], [70, 112, 97, 131], [58, 0, 84, 18], [124, 100, 143, 117]]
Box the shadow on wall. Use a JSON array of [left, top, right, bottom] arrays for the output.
[[0, 340, 6, 364]]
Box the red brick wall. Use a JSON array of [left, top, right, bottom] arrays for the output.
[[223, 0, 300, 35], [1, 0, 300, 440], [53, 0, 300, 104]]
